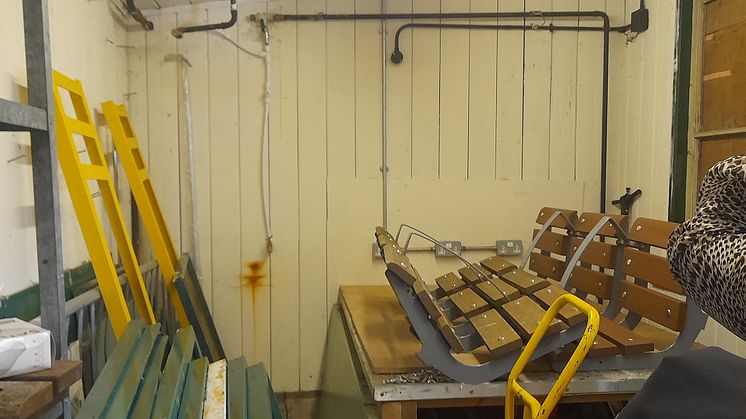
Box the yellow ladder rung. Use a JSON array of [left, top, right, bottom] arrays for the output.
[[65, 117, 98, 138], [80, 164, 109, 180], [137, 168, 149, 182], [129, 138, 139, 149]]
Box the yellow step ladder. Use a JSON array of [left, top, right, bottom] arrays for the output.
[[52, 71, 155, 337]]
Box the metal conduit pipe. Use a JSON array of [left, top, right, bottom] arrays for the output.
[[172, 0, 237, 38], [267, 11, 600, 21], [126, 0, 154, 31]]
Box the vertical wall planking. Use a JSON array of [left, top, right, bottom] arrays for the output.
[[145, 13, 182, 251], [354, 0, 383, 180], [268, 0, 300, 392], [207, 9, 242, 360], [410, 0, 441, 179], [548, 0, 579, 181], [236, 3, 272, 370], [496, 0, 525, 180], [467, 0, 498, 180], [522, 0, 553, 181], [622, 0, 644, 216], [605, 0, 629, 211], [296, 0, 329, 391], [438, 0, 470, 179]]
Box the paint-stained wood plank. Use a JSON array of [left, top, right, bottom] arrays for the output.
[[410, 0, 440, 179], [386, 0, 414, 180], [496, 0, 525, 180], [207, 9, 242, 360], [236, 1, 272, 374], [439, 0, 470, 179], [327, 0, 357, 179], [268, 0, 300, 392], [297, 0, 328, 391], [468, 0, 498, 180]]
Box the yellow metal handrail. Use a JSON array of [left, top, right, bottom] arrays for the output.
[[505, 294, 600, 419]]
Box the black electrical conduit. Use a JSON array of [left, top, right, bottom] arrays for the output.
[[126, 0, 154, 31], [250, 9, 628, 213], [171, 0, 238, 38]]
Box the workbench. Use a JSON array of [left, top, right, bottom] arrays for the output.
[[323, 286, 662, 419]]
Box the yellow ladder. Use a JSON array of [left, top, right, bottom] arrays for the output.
[[505, 294, 600, 419], [52, 71, 155, 337], [101, 101, 189, 326]]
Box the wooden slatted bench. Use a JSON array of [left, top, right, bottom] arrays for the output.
[[76, 320, 282, 418]]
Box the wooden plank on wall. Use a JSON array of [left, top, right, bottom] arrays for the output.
[[496, 0, 525, 180], [439, 0, 470, 179], [410, 0, 441, 179], [297, 0, 328, 392], [327, 0, 357, 179], [268, 0, 300, 392], [549, 0, 579, 182], [468, 0, 498, 180], [175, 7, 212, 309], [236, 2, 271, 373], [146, 13, 181, 252], [355, 0, 383, 180], [386, 0, 414, 180], [207, 9, 242, 360], [522, 0, 553, 181]]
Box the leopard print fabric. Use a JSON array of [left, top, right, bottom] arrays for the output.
[[669, 155, 746, 340]]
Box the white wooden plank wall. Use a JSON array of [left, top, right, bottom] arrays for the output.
[[126, 0, 712, 391]]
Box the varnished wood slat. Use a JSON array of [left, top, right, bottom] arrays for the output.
[[458, 265, 492, 284], [469, 310, 523, 357], [532, 284, 586, 326], [412, 281, 464, 352], [449, 288, 489, 316], [501, 295, 563, 341], [382, 245, 419, 285], [435, 272, 467, 294], [628, 218, 679, 248], [475, 279, 520, 305], [532, 229, 568, 255], [568, 266, 612, 300], [375, 226, 397, 248], [0, 381, 53, 419], [4, 360, 81, 395], [575, 213, 627, 236], [619, 281, 688, 332], [623, 248, 684, 294], [569, 237, 617, 269], [586, 334, 623, 358], [535, 207, 578, 229], [500, 269, 549, 294], [480, 256, 517, 276], [528, 253, 565, 281], [598, 317, 655, 355]]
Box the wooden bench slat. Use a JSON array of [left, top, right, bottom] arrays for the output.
[[203, 359, 227, 419], [479, 256, 517, 276], [500, 270, 549, 294], [469, 310, 523, 357], [587, 334, 623, 358], [0, 381, 53, 419], [501, 296, 563, 341], [412, 281, 464, 352], [448, 288, 489, 316], [532, 284, 586, 326], [569, 237, 617, 269], [227, 358, 248, 419], [575, 213, 627, 236], [475, 279, 520, 305], [623, 248, 684, 294], [619, 282, 688, 332], [532, 229, 568, 255], [535, 207, 577, 229], [247, 363, 274, 419], [382, 245, 420, 286], [528, 253, 565, 281], [598, 317, 655, 355], [628, 218, 679, 248], [178, 357, 209, 419], [458, 265, 492, 284], [130, 335, 168, 418], [152, 326, 197, 418], [3, 360, 82, 395], [435, 272, 467, 294], [568, 266, 613, 300]]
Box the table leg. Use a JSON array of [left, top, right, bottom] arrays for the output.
[[380, 401, 417, 419]]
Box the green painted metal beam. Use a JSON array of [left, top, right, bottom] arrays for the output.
[[151, 326, 197, 419], [247, 362, 273, 419], [77, 320, 145, 418], [129, 334, 168, 418], [177, 357, 209, 419], [226, 357, 248, 419], [101, 325, 159, 418]]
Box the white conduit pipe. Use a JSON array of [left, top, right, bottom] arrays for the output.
[[182, 61, 201, 266]]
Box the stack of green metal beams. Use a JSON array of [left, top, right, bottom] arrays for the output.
[[76, 320, 282, 418]]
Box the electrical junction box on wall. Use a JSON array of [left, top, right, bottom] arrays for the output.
[[434, 241, 463, 257], [496, 240, 523, 256]]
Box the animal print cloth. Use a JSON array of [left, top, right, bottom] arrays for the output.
[[668, 155, 746, 340]]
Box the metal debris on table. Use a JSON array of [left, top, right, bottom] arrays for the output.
[[383, 369, 453, 384]]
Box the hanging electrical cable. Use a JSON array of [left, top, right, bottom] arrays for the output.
[[259, 19, 273, 254]]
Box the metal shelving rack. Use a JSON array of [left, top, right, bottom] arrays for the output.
[[1, 0, 67, 358]]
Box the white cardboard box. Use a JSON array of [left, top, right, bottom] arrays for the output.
[[0, 317, 52, 379]]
